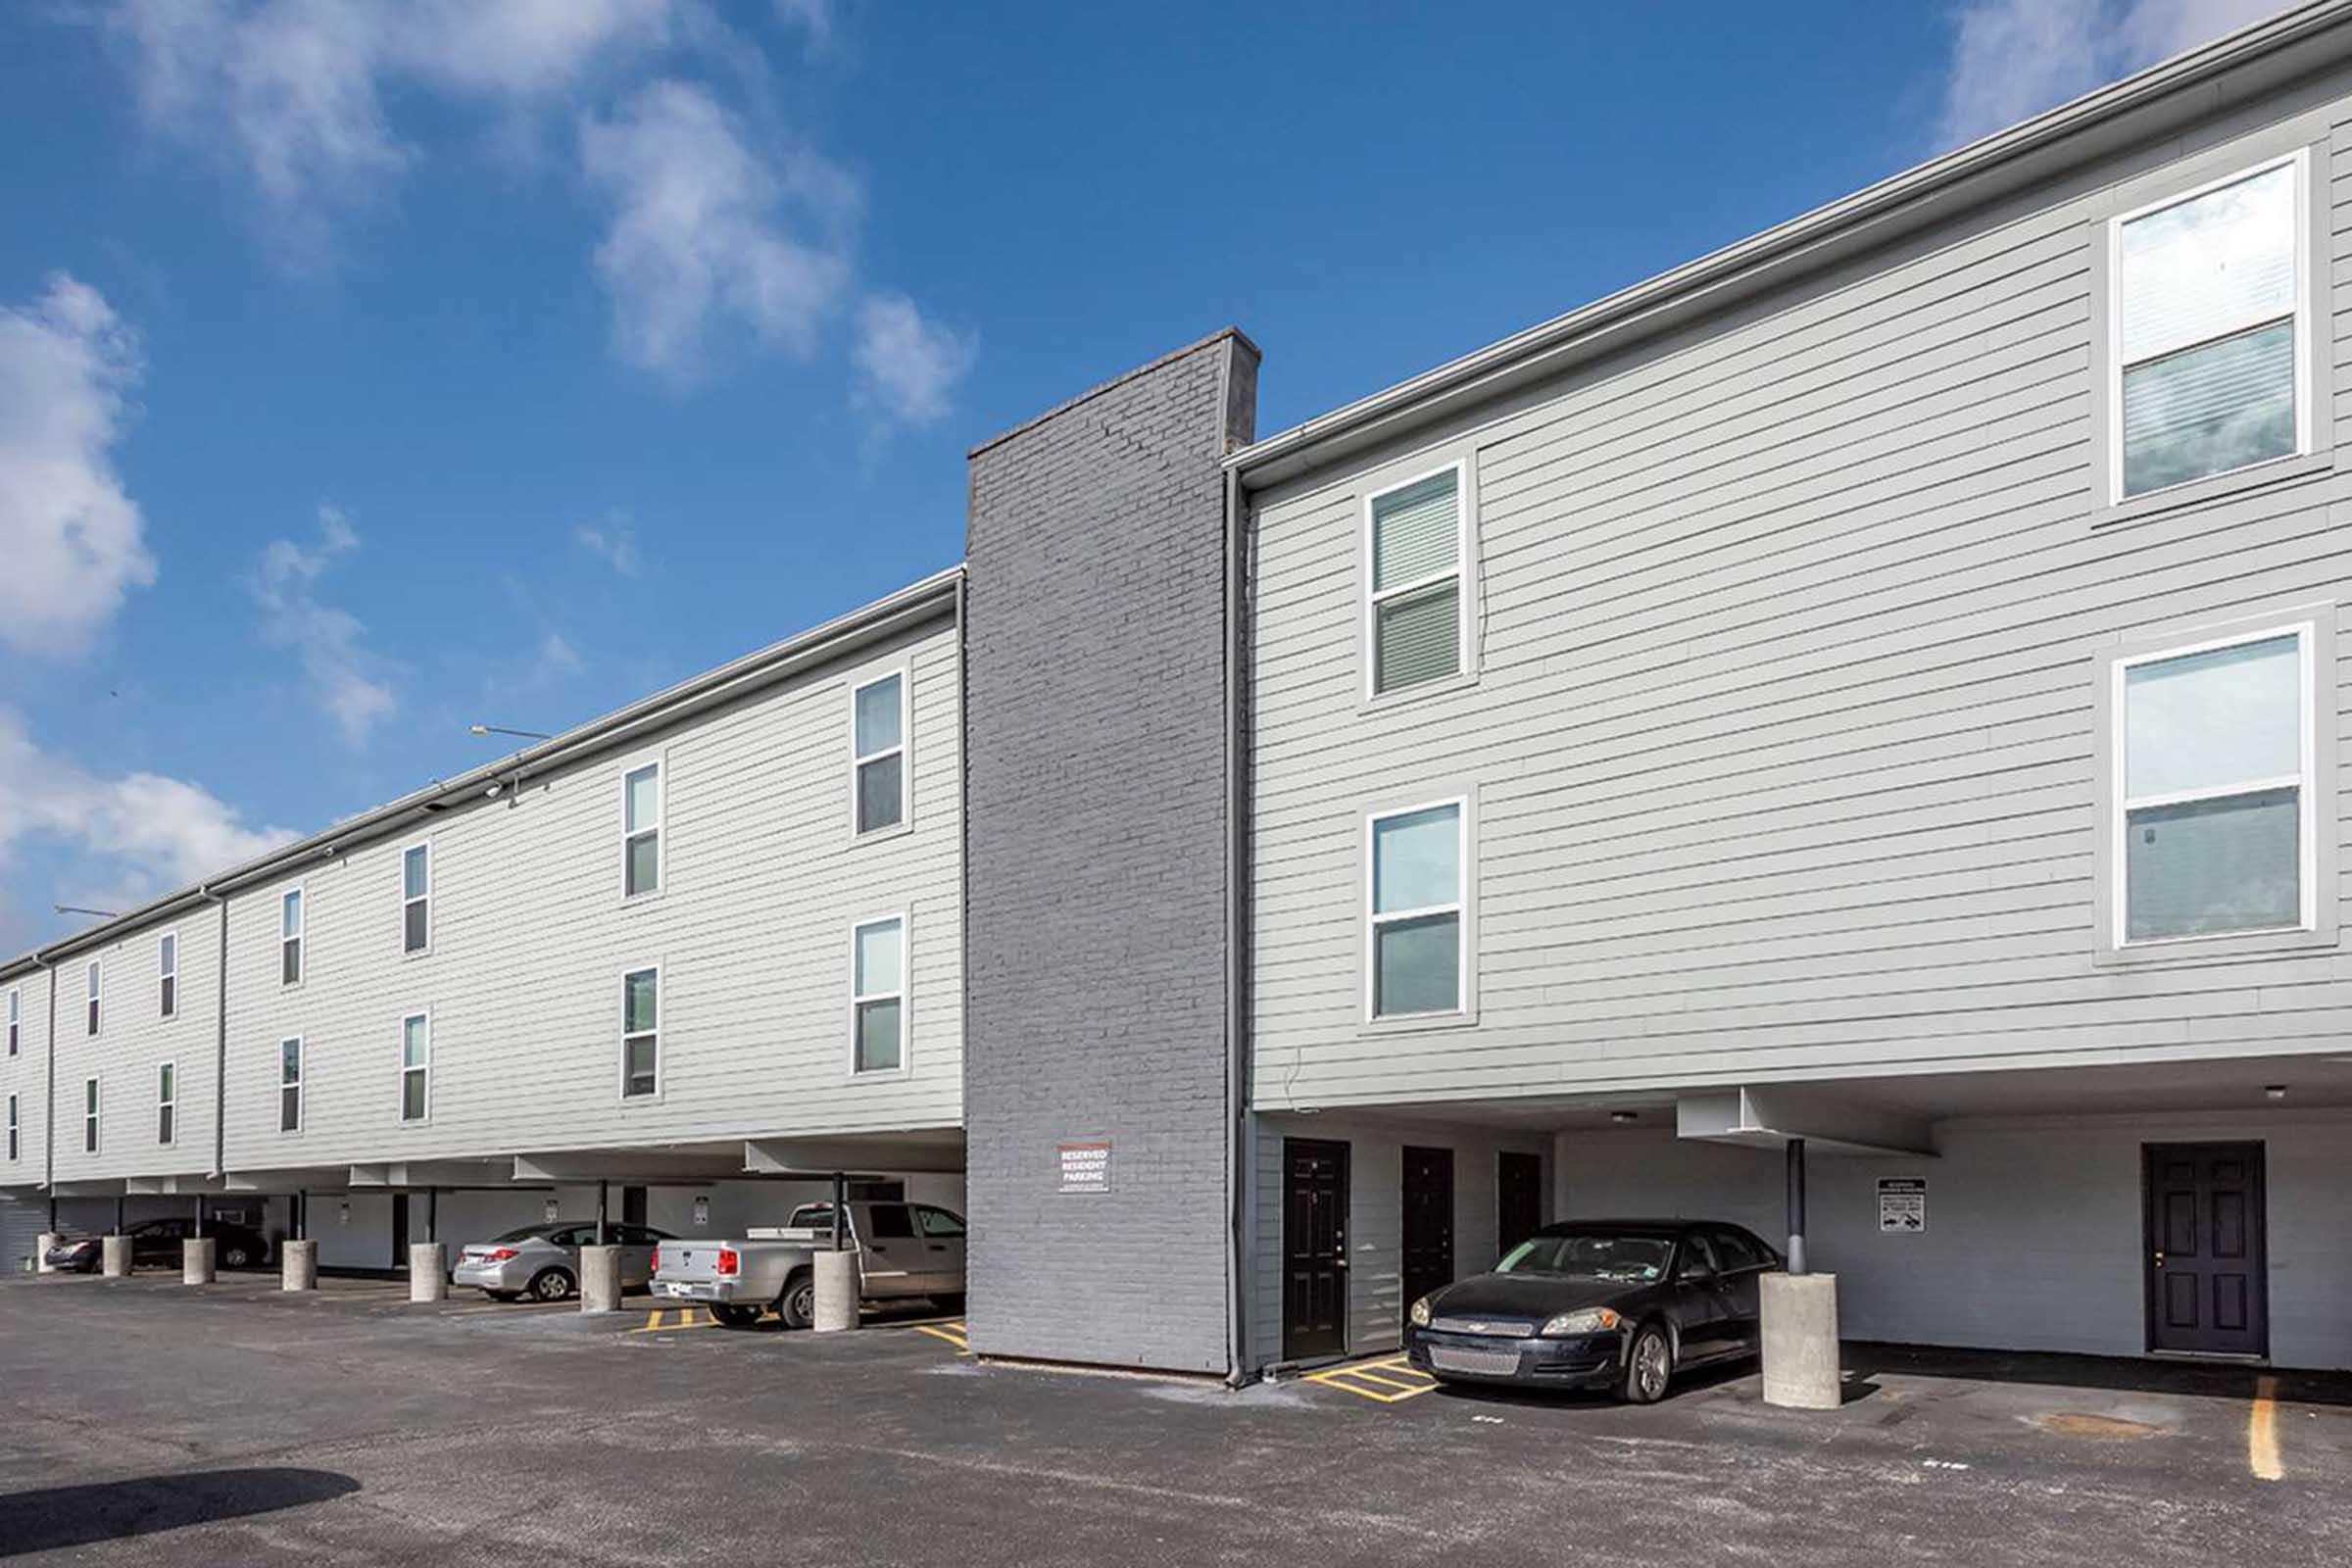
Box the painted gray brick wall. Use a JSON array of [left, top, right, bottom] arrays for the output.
[[964, 329, 1257, 1372]]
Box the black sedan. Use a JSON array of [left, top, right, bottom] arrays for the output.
[[44, 1218, 271, 1273], [1403, 1219, 1782, 1403]]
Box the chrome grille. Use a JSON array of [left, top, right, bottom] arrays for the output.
[[1431, 1345, 1524, 1376], [1432, 1316, 1539, 1338]]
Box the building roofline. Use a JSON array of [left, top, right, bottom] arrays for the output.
[[2, 565, 964, 980], [1227, 0, 2352, 488], [969, 326, 1261, 459]]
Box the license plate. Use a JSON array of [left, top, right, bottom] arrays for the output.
[[1431, 1346, 1523, 1376]]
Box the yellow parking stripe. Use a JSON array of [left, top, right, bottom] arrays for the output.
[[630, 1306, 718, 1334], [2250, 1375, 2283, 1482], [1302, 1355, 1438, 1404], [915, 1321, 971, 1355]]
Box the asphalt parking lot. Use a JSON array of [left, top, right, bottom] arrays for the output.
[[1, 1271, 2347, 1566]]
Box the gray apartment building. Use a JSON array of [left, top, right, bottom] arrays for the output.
[[10, 3, 2352, 1383]]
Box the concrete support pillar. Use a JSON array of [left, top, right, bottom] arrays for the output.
[[36, 1233, 62, 1274], [182, 1236, 216, 1286], [282, 1238, 318, 1292], [579, 1246, 622, 1314], [101, 1235, 131, 1277], [408, 1242, 446, 1302], [1760, 1271, 1841, 1410], [812, 1249, 857, 1333]]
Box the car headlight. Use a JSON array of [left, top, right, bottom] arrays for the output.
[[1540, 1307, 1622, 1337], [1408, 1296, 1433, 1328]]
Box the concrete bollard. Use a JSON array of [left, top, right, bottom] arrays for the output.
[[102, 1236, 132, 1278], [579, 1246, 622, 1314], [36, 1233, 61, 1274], [182, 1237, 217, 1286], [1760, 1271, 1842, 1410], [282, 1239, 318, 1292], [812, 1250, 858, 1333], [408, 1242, 447, 1302]]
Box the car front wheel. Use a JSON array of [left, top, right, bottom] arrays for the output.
[[220, 1244, 254, 1269], [1620, 1324, 1673, 1404], [528, 1268, 576, 1303]]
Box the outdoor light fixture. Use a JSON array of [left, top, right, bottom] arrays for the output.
[[470, 722, 552, 741], [2265, 1085, 2288, 1101], [1610, 1110, 1639, 1124], [53, 905, 119, 919]]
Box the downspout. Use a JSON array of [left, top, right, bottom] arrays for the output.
[[35, 957, 54, 1200], [206, 887, 227, 1184], [1222, 462, 1251, 1389]]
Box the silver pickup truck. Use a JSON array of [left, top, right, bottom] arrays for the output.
[[650, 1200, 967, 1328]]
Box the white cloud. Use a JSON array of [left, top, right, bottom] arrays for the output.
[[1936, 0, 2288, 149], [0, 705, 297, 905], [249, 504, 398, 746], [579, 78, 855, 383], [573, 513, 644, 575], [0, 274, 159, 659], [486, 630, 585, 702], [773, 0, 834, 49], [104, 0, 679, 266], [852, 292, 977, 428]]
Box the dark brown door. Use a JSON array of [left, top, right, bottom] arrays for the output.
[[2144, 1143, 2268, 1357], [390, 1194, 410, 1270], [1283, 1139, 1350, 1360], [1400, 1146, 1455, 1317], [1496, 1152, 1543, 1259], [621, 1185, 648, 1228]]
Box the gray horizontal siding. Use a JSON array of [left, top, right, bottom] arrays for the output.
[[1249, 84, 2352, 1113]]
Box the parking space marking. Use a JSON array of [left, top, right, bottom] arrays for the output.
[[633, 1307, 721, 1334], [915, 1321, 971, 1355], [2250, 1375, 2282, 1482], [1302, 1356, 1438, 1404]]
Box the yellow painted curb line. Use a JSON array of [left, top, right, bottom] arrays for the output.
[[2249, 1374, 2282, 1482]]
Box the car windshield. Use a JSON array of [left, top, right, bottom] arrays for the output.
[[1495, 1232, 1675, 1284], [486, 1226, 560, 1244]]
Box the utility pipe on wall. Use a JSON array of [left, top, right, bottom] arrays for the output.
[[1786, 1138, 1808, 1277]]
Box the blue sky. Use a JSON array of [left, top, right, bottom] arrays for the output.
[[0, 0, 2281, 951]]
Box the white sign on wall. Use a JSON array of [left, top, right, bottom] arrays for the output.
[[1879, 1178, 1927, 1234], [543, 1198, 560, 1224], [1058, 1141, 1112, 1194], [692, 1196, 710, 1229]]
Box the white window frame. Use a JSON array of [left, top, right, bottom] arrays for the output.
[[1362, 794, 1476, 1025], [1361, 458, 1476, 704], [280, 885, 306, 988], [849, 662, 912, 839], [619, 963, 661, 1102], [6, 986, 18, 1057], [399, 1010, 432, 1125], [2108, 618, 2319, 951], [401, 840, 432, 956], [848, 911, 910, 1077], [6, 1092, 17, 1162], [158, 930, 179, 1020], [85, 959, 101, 1038], [2104, 148, 2312, 507], [279, 1036, 305, 1135], [619, 753, 663, 902], [83, 1076, 100, 1154], [157, 1060, 176, 1147]]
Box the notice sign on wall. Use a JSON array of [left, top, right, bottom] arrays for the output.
[[1879, 1178, 1927, 1234], [692, 1196, 710, 1229], [1058, 1141, 1113, 1194], [543, 1198, 561, 1224]]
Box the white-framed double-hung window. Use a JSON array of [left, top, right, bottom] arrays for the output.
[[279, 1037, 304, 1134], [400, 1012, 431, 1123], [402, 843, 431, 955], [1366, 798, 1470, 1020], [621, 760, 662, 898], [158, 931, 178, 1019], [5, 987, 18, 1056], [84, 961, 101, 1037], [621, 966, 660, 1100], [2110, 618, 2323, 947], [2110, 152, 2307, 501], [281, 887, 305, 985], [6, 1092, 17, 1162], [1365, 462, 1471, 698], [82, 1077, 100, 1153], [852, 669, 908, 836], [157, 1062, 176, 1146], [850, 915, 907, 1073]]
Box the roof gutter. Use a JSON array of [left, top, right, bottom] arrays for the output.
[[2, 566, 962, 978], [1227, 0, 2352, 488]]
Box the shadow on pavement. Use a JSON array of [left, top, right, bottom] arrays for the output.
[[0, 1466, 360, 1557], [1840, 1341, 2352, 1407]]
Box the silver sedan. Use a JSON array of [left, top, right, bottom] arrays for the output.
[[451, 1222, 668, 1302]]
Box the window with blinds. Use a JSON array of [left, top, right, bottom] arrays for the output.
[[1367, 465, 1464, 695], [2114, 156, 2302, 499]]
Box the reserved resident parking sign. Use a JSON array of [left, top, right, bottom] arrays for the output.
[[1879, 1178, 1927, 1233], [1058, 1141, 1112, 1194]]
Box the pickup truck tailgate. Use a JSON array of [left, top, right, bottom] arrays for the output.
[[654, 1242, 729, 1285]]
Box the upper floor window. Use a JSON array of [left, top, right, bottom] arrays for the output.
[[853, 671, 906, 835], [6, 1092, 16, 1161], [2115, 624, 2315, 945], [281, 888, 305, 986], [402, 844, 431, 955], [400, 1012, 431, 1122], [623, 762, 662, 898], [85, 960, 101, 1036], [6, 987, 18, 1056], [621, 966, 659, 1099], [1366, 465, 1466, 696], [83, 1076, 99, 1153], [851, 915, 906, 1073], [2113, 155, 2304, 499], [157, 1062, 176, 1146], [1368, 801, 1465, 1019], [279, 1037, 304, 1134], [159, 932, 178, 1019]]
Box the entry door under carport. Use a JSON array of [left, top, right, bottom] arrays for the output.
[[2143, 1143, 2268, 1357], [1400, 1146, 1455, 1318], [1282, 1139, 1349, 1361]]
